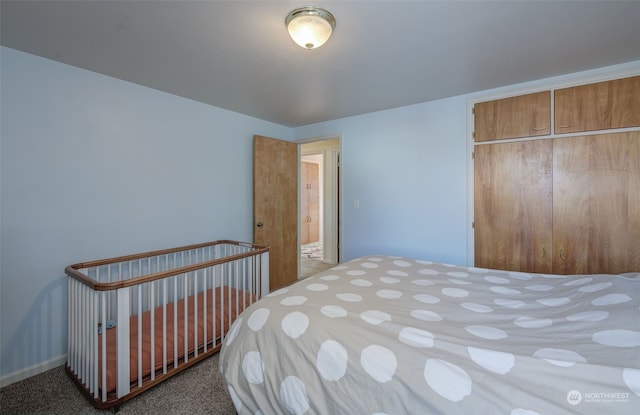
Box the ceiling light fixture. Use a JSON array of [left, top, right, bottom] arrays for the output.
[[285, 6, 336, 50]]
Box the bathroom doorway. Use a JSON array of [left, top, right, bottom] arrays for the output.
[[300, 138, 340, 278]]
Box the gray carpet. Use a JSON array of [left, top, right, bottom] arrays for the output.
[[0, 354, 236, 414]]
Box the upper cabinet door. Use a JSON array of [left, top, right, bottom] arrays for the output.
[[555, 75, 640, 134], [474, 91, 551, 142]]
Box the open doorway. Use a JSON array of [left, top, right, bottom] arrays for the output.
[[300, 138, 340, 278]]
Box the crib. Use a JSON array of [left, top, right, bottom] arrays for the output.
[[65, 240, 269, 409]]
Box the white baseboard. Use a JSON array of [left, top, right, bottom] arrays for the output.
[[0, 355, 66, 388]]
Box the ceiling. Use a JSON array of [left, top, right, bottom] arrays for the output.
[[2, 1, 639, 127]]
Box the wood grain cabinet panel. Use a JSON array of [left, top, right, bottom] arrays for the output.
[[552, 132, 640, 274], [474, 78, 640, 275], [474, 140, 553, 273], [474, 91, 551, 142], [555, 75, 640, 134], [300, 161, 320, 245]]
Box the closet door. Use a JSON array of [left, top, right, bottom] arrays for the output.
[[474, 91, 551, 142], [555, 76, 640, 134], [307, 163, 320, 243], [474, 140, 553, 273], [300, 162, 320, 245], [552, 131, 640, 274], [301, 162, 310, 245]]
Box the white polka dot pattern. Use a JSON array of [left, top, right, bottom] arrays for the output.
[[316, 340, 348, 381], [281, 311, 309, 339], [242, 351, 264, 384], [224, 317, 243, 345], [320, 304, 347, 318], [306, 283, 328, 291], [361, 345, 397, 383], [592, 330, 640, 347], [511, 409, 540, 415], [533, 348, 587, 367], [623, 368, 640, 397], [219, 255, 640, 414], [361, 310, 391, 325], [468, 347, 515, 374], [227, 385, 242, 410], [280, 296, 308, 306], [247, 308, 269, 332], [465, 325, 508, 340], [280, 376, 309, 415], [399, 327, 434, 348], [424, 359, 472, 401], [461, 302, 492, 313], [410, 309, 443, 322], [514, 316, 552, 329]]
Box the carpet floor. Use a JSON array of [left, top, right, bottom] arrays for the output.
[[0, 354, 235, 414], [2, 243, 335, 414]]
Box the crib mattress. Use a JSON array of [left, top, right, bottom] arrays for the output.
[[99, 286, 251, 393], [220, 256, 640, 415]]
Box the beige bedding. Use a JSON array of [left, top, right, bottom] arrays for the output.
[[220, 256, 639, 414]]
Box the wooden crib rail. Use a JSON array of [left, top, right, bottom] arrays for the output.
[[66, 240, 269, 408], [65, 240, 268, 291]]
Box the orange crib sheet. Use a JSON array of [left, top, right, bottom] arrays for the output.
[[98, 286, 252, 393]]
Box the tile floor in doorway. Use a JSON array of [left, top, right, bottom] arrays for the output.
[[301, 241, 334, 278]]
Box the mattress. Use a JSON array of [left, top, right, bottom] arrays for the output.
[[99, 286, 252, 393], [219, 256, 640, 415]]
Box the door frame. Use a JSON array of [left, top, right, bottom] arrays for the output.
[[298, 136, 341, 269]]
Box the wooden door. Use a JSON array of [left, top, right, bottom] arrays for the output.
[[555, 76, 640, 134], [253, 135, 298, 291], [474, 140, 553, 273], [474, 91, 550, 142], [552, 132, 640, 274], [301, 161, 320, 244]]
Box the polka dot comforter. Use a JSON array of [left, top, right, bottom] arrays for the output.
[[219, 256, 640, 415]]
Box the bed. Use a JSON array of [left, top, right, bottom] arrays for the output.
[[220, 255, 640, 415], [65, 240, 269, 409]]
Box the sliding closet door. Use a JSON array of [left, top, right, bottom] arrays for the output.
[[552, 132, 640, 274], [474, 140, 553, 273]]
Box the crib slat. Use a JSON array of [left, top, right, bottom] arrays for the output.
[[183, 274, 188, 364], [212, 265, 218, 345], [193, 271, 198, 358], [150, 280, 156, 381], [203, 267, 208, 353], [90, 289, 97, 396], [137, 285, 143, 387], [115, 287, 130, 398], [101, 293, 107, 403], [163, 277, 168, 373], [65, 240, 268, 408]]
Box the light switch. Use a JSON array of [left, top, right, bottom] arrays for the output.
[[353, 199, 359, 209]]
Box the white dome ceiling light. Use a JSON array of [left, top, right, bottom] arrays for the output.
[[285, 6, 336, 50]]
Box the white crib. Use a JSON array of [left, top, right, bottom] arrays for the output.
[[65, 240, 269, 409]]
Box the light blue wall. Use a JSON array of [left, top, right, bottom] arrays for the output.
[[0, 47, 289, 380], [293, 60, 640, 268], [293, 97, 469, 265], [2, 45, 638, 384]]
